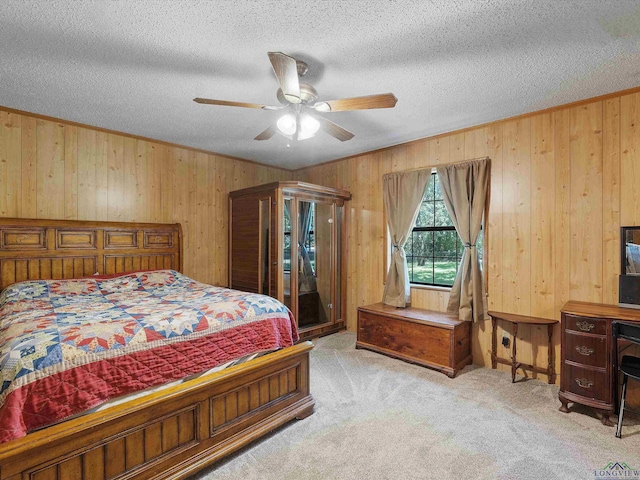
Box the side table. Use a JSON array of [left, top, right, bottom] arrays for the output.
[[488, 311, 558, 384]]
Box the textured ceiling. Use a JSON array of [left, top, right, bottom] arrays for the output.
[[1, 1, 640, 170]]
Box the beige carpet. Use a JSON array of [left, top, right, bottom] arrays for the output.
[[193, 332, 640, 480]]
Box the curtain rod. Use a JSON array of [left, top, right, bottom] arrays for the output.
[[382, 156, 490, 177]]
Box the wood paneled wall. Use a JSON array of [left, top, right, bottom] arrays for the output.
[[3, 87, 640, 388], [0, 108, 291, 287], [295, 89, 640, 384]]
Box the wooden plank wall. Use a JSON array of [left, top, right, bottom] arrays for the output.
[[2, 88, 640, 390], [295, 90, 640, 384], [0, 108, 292, 287]]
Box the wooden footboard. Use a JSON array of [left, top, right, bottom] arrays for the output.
[[0, 342, 315, 480]]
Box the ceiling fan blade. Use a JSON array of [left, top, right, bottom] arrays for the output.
[[193, 98, 266, 109], [268, 52, 301, 104], [254, 124, 278, 141], [313, 93, 398, 112], [317, 117, 355, 142]]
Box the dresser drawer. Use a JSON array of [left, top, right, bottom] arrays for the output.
[[564, 332, 607, 367], [564, 315, 607, 335], [563, 363, 609, 402]]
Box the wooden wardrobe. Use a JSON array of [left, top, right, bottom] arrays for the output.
[[229, 181, 351, 341]]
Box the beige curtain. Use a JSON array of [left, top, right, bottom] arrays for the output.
[[382, 170, 431, 307], [436, 158, 490, 322]]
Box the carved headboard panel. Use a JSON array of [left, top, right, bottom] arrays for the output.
[[0, 218, 182, 290]]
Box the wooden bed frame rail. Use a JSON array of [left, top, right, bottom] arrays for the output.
[[0, 342, 314, 480], [0, 218, 315, 480]]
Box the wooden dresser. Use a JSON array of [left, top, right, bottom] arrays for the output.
[[559, 301, 640, 425], [356, 303, 472, 378]]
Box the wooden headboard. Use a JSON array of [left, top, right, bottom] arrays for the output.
[[0, 218, 182, 290]]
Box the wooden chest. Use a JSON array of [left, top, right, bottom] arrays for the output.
[[356, 303, 472, 377]]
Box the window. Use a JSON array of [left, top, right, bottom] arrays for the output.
[[405, 172, 483, 287]]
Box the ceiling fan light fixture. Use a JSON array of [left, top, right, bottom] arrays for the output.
[[276, 113, 320, 140], [276, 113, 297, 136], [314, 102, 331, 113], [298, 114, 320, 140]]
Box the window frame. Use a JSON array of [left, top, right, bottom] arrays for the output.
[[407, 224, 463, 288]]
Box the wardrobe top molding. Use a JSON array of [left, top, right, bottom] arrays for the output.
[[229, 181, 352, 201]]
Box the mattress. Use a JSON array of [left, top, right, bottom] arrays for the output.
[[0, 270, 298, 444]]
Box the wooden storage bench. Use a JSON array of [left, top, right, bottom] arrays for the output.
[[356, 302, 472, 377]]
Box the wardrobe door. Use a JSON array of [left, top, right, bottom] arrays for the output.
[[230, 193, 275, 295], [297, 199, 334, 329], [282, 197, 294, 313], [334, 203, 344, 324], [315, 200, 334, 327], [230, 196, 260, 293], [259, 197, 276, 296]]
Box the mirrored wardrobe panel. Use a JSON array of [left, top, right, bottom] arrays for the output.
[[230, 182, 350, 341], [296, 200, 332, 329]]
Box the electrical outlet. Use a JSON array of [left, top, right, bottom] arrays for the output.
[[502, 335, 510, 347]]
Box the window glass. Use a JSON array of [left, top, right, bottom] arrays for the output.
[[305, 203, 316, 273], [284, 199, 291, 272]]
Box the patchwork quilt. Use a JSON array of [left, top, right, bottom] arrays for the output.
[[0, 270, 298, 444]]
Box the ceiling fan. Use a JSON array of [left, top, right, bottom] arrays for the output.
[[194, 52, 398, 142]]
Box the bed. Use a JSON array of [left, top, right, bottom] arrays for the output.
[[0, 218, 314, 480]]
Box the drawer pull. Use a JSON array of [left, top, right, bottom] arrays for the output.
[[575, 346, 595, 356], [575, 321, 595, 332], [575, 378, 594, 389]]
